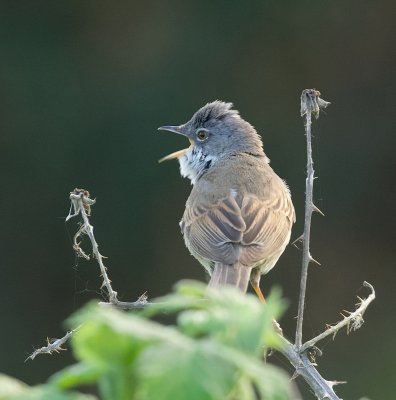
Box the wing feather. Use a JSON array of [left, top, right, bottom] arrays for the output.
[[183, 194, 244, 264], [182, 186, 294, 270]]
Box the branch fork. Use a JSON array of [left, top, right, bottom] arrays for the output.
[[274, 89, 375, 400], [300, 282, 375, 353]]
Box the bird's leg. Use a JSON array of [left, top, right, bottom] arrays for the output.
[[250, 269, 283, 336], [250, 268, 266, 304]]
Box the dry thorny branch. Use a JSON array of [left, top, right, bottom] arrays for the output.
[[67, 188, 149, 310], [27, 189, 148, 362], [28, 91, 375, 400], [295, 89, 331, 351], [27, 327, 79, 361]]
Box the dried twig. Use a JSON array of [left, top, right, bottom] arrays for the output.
[[26, 327, 80, 361], [278, 279, 375, 400], [300, 282, 375, 352], [295, 89, 330, 350], [66, 188, 149, 309], [274, 89, 342, 400], [27, 190, 150, 361], [66, 189, 148, 310], [99, 292, 150, 309], [277, 90, 376, 400], [66, 189, 147, 310], [67, 188, 118, 303]]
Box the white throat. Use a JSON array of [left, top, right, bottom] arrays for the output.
[[178, 147, 217, 185]]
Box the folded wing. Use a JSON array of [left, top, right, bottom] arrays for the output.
[[182, 188, 294, 269]]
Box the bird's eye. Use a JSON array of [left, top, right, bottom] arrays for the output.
[[196, 129, 209, 141]]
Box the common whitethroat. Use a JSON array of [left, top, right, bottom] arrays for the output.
[[159, 101, 295, 303]]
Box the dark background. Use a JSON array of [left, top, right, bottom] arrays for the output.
[[0, 1, 394, 399]]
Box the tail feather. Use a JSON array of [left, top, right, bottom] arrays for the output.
[[208, 262, 252, 293]]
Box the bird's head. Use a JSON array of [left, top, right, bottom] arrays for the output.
[[158, 101, 265, 183]]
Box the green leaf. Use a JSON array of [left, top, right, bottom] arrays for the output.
[[66, 303, 194, 400], [54, 282, 292, 400], [1, 385, 96, 400], [68, 302, 189, 346], [175, 284, 285, 355], [49, 363, 99, 390], [136, 341, 236, 400], [212, 343, 294, 400], [0, 374, 27, 399], [71, 320, 141, 370], [141, 280, 208, 317]]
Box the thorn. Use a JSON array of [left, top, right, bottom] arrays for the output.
[[342, 309, 352, 315], [346, 322, 351, 334], [291, 234, 303, 248], [326, 380, 347, 388], [292, 234, 303, 244], [290, 370, 300, 381], [137, 292, 148, 303], [309, 256, 322, 266], [312, 204, 325, 216]]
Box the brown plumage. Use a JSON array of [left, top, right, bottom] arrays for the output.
[[159, 101, 295, 301]]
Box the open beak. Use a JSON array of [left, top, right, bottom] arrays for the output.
[[158, 125, 190, 163], [158, 148, 188, 163]]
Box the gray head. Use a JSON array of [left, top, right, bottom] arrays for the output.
[[159, 101, 266, 184]]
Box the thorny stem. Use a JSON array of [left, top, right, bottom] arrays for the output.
[[26, 327, 80, 361], [278, 337, 340, 400], [69, 190, 118, 303], [279, 280, 375, 400], [27, 190, 149, 360], [300, 281, 375, 352], [67, 188, 149, 309], [295, 108, 313, 349], [295, 89, 330, 350], [27, 296, 149, 360]]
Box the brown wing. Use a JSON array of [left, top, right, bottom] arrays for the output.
[[182, 187, 294, 268], [239, 194, 294, 266], [182, 194, 245, 265]]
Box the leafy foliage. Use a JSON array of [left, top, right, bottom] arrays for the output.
[[2, 281, 295, 400]]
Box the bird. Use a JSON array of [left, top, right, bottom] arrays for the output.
[[158, 101, 295, 303]]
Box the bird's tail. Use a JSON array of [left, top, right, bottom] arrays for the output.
[[208, 262, 252, 293]]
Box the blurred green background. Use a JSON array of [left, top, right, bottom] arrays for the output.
[[0, 1, 394, 398]]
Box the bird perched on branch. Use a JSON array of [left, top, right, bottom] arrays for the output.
[[159, 101, 295, 302]]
